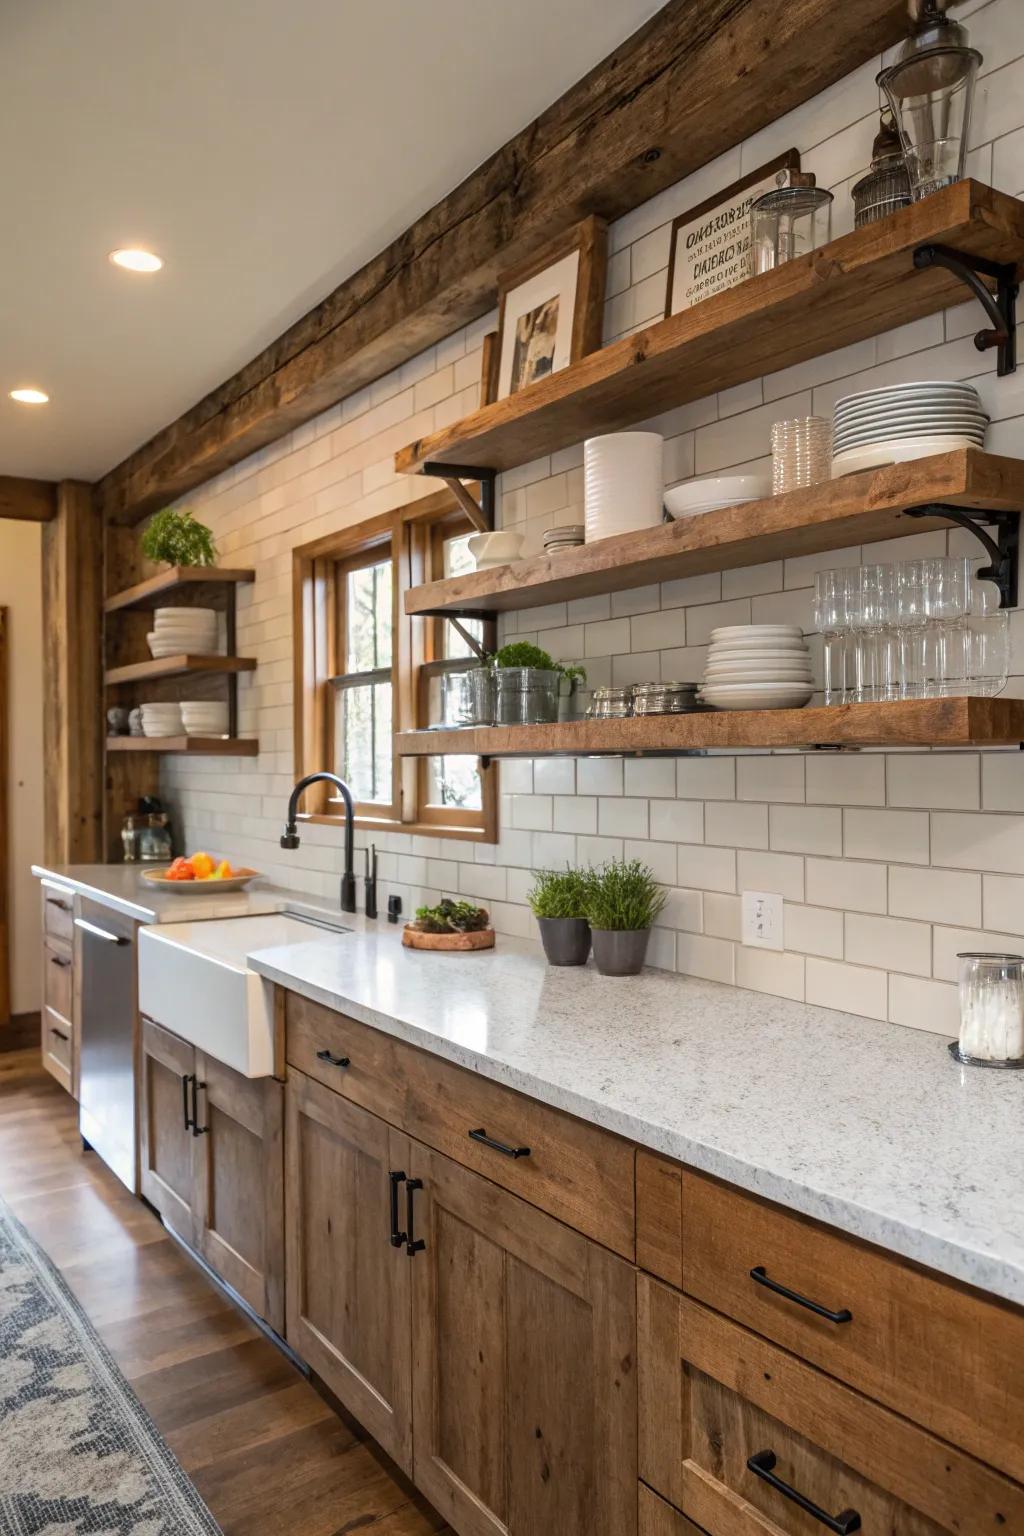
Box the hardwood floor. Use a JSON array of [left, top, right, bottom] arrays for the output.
[[0, 1050, 448, 1536]]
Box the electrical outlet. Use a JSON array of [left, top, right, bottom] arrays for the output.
[[741, 890, 784, 951]]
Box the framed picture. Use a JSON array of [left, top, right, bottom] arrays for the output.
[[490, 215, 607, 404], [665, 150, 801, 318]]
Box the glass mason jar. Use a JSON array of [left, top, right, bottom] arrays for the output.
[[442, 667, 494, 727], [494, 667, 561, 725], [953, 952, 1024, 1068], [749, 184, 834, 275]]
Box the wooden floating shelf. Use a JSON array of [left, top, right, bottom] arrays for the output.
[[104, 654, 258, 685], [105, 566, 255, 614], [106, 735, 260, 756], [396, 698, 1024, 758], [405, 449, 1024, 617], [395, 181, 1024, 479]]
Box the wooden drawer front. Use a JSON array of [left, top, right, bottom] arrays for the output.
[[286, 988, 636, 1258], [42, 1009, 72, 1086], [639, 1485, 707, 1536], [285, 991, 406, 1124], [681, 1172, 1024, 1483], [41, 882, 74, 943], [43, 938, 73, 1023], [638, 1278, 1023, 1536]]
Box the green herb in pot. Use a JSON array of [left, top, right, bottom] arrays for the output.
[[141, 508, 217, 568], [585, 859, 666, 976], [412, 898, 490, 934]]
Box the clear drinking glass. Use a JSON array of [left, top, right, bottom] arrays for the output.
[[955, 952, 1024, 1067], [850, 565, 895, 702], [966, 581, 1010, 697], [814, 568, 852, 705], [771, 417, 833, 495], [923, 556, 970, 696], [895, 560, 929, 698]]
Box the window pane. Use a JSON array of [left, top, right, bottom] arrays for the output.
[[337, 682, 392, 805], [443, 535, 483, 660], [426, 754, 482, 810], [346, 559, 392, 672]]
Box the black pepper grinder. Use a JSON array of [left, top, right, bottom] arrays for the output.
[[364, 844, 378, 919]]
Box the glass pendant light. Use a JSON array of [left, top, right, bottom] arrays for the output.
[[877, 0, 982, 200]]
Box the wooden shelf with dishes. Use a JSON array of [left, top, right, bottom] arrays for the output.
[[392, 181, 1024, 757], [396, 698, 1024, 759], [394, 181, 1024, 482], [104, 565, 259, 757], [403, 449, 1024, 618]]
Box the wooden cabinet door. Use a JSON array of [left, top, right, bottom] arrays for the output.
[[408, 1141, 637, 1536], [285, 1068, 413, 1473], [139, 1017, 197, 1242], [193, 1053, 285, 1335]]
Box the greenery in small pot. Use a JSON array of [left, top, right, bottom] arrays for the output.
[[490, 643, 587, 725], [584, 858, 666, 976], [528, 866, 595, 967], [141, 508, 218, 568], [412, 898, 490, 934], [491, 641, 558, 672]]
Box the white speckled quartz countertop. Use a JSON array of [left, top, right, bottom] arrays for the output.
[[31, 862, 1024, 1305], [247, 924, 1024, 1307]]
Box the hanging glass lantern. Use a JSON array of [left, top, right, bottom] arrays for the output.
[[851, 108, 913, 228], [877, 0, 982, 201]]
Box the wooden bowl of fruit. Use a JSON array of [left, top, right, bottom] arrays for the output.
[[141, 853, 260, 892]]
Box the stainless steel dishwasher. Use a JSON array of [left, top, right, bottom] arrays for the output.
[[75, 897, 138, 1191]]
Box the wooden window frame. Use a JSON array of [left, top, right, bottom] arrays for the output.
[[293, 488, 498, 842]]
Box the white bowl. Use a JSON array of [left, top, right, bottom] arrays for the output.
[[154, 606, 218, 623], [831, 435, 978, 477], [710, 625, 804, 643], [704, 663, 813, 678], [467, 531, 524, 570], [664, 474, 770, 518]]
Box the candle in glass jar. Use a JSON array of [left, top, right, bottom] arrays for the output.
[[957, 952, 1024, 1064]]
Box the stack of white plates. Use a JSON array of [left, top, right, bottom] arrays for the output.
[[584, 431, 664, 541], [544, 524, 584, 554], [664, 472, 771, 519], [148, 607, 220, 658], [831, 381, 988, 478], [140, 702, 184, 738], [180, 701, 229, 737], [699, 624, 814, 711]]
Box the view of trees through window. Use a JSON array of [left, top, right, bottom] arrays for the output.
[[335, 557, 392, 805]]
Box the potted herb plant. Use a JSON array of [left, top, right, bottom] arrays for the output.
[[585, 858, 666, 976], [527, 866, 594, 966], [141, 508, 218, 568], [491, 642, 585, 725], [403, 898, 495, 951]]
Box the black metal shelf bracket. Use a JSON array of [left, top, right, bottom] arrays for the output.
[[421, 462, 497, 530], [903, 502, 1020, 609], [913, 243, 1018, 375]]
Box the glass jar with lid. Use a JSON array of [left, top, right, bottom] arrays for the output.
[[749, 177, 834, 276], [952, 952, 1024, 1068]]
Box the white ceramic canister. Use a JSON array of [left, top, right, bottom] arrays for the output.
[[584, 431, 663, 542]]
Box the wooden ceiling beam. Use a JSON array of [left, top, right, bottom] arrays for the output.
[[0, 476, 58, 522], [97, 0, 907, 524]]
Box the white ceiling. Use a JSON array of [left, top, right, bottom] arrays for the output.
[[0, 0, 661, 483]]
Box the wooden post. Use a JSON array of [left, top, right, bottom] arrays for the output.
[[42, 482, 104, 864]]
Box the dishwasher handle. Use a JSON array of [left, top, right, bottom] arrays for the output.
[[74, 918, 130, 946]]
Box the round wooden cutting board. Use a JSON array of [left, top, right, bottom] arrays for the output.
[[401, 926, 495, 952]]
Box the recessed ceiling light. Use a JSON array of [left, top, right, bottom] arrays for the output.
[[9, 387, 49, 405], [109, 248, 163, 273]]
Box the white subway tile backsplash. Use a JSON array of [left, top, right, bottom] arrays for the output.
[[736, 755, 804, 803], [844, 808, 930, 864], [845, 912, 932, 977], [889, 865, 981, 927], [705, 800, 768, 850], [169, 12, 1024, 1034], [888, 753, 980, 811], [887, 974, 960, 1036], [737, 849, 805, 902], [770, 804, 842, 857], [806, 958, 888, 1021]]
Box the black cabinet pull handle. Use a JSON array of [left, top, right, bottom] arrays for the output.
[[191, 1076, 209, 1137], [49, 1026, 69, 1042], [182, 1072, 194, 1132], [747, 1450, 861, 1534], [468, 1127, 531, 1159], [49, 955, 71, 969], [405, 1178, 425, 1257], [316, 1048, 350, 1069], [46, 896, 71, 912], [389, 1170, 407, 1248], [750, 1266, 852, 1324]]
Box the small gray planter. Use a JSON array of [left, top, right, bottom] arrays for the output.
[[537, 916, 592, 967], [591, 927, 651, 976]]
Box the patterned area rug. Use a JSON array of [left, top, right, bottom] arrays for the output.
[[0, 1194, 222, 1534]]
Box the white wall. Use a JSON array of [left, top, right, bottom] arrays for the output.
[[163, 0, 1024, 1037], [0, 521, 43, 1014]]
